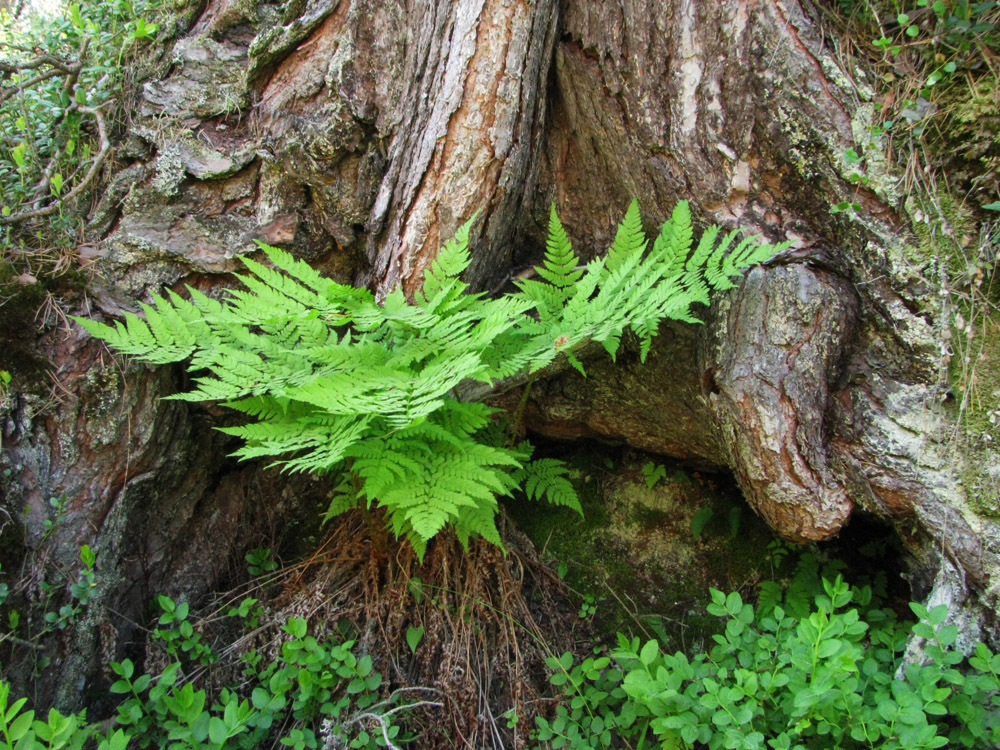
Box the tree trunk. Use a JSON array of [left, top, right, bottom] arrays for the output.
[[3, 0, 997, 707]]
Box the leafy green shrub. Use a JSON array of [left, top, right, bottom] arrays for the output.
[[1, 600, 413, 750], [537, 565, 1000, 749], [113, 607, 413, 750], [151, 595, 218, 669], [0, 679, 127, 750], [0, 0, 162, 251], [76, 202, 783, 558]]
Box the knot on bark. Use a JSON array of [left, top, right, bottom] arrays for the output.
[[706, 263, 858, 542]]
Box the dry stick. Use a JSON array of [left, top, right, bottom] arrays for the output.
[[0, 48, 83, 113], [349, 699, 444, 750], [0, 104, 109, 226], [0, 47, 76, 71], [0, 67, 62, 104]]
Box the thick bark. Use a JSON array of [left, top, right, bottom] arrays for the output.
[[3, 0, 998, 708], [518, 0, 997, 617]]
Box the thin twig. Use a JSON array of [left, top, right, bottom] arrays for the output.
[[0, 51, 76, 74]]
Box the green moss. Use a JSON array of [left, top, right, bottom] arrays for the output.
[[908, 192, 979, 272], [953, 77, 999, 125], [900, 189, 1000, 518], [949, 311, 1000, 518], [899, 187, 1000, 518], [505, 450, 779, 650], [0, 273, 50, 392]]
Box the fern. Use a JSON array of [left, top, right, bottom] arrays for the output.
[[519, 458, 581, 512], [75, 203, 783, 559]]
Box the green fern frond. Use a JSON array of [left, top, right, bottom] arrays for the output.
[[238, 256, 329, 312], [727, 238, 791, 281], [606, 198, 647, 273], [254, 242, 346, 298], [702, 228, 738, 289], [346, 426, 518, 558], [435, 400, 494, 438], [650, 211, 691, 280], [534, 204, 583, 289], [417, 215, 477, 311], [511, 278, 571, 323], [322, 473, 360, 525], [669, 200, 695, 272], [522, 458, 582, 514], [77, 197, 778, 561]]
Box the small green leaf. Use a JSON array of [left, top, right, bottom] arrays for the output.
[[409, 576, 423, 604], [112, 659, 134, 679], [11, 144, 26, 169], [406, 625, 424, 653], [937, 624, 958, 646], [9, 710, 35, 741], [927, 604, 948, 625], [284, 617, 307, 639], [639, 639, 659, 666], [691, 507, 713, 538], [208, 716, 228, 745], [109, 680, 130, 694]]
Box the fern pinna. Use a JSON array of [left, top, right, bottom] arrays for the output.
[[75, 200, 785, 559]]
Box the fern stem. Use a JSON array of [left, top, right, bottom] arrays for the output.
[[506, 373, 537, 447]]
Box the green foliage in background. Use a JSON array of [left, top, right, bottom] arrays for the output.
[[76, 202, 784, 559], [0, 0, 161, 255], [830, 0, 1000, 206], [535, 555, 1000, 749]]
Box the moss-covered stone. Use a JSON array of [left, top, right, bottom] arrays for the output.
[[506, 449, 778, 650]]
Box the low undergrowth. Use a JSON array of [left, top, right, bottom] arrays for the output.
[[2, 532, 999, 750], [534, 553, 1000, 750], [1, 509, 579, 750]]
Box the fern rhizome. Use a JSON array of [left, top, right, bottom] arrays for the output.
[[76, 200, 785, 559]]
